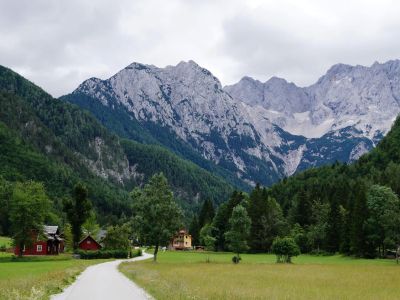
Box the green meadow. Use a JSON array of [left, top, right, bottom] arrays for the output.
[[0, 236, 11, 248], [120, 251, 400, 300], [0, 250, 108, 300]]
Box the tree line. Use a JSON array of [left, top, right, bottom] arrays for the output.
[[189, 180, 400, 259]]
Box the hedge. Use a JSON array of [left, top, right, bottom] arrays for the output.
[[76, 248, 142, 259]]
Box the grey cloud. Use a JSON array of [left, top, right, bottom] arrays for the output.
[[1, 0, 400, 95], [219, 1, 400, 86]]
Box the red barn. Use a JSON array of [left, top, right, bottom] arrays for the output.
[[14, 225, 64, 256], [78, 235, 102, 251]]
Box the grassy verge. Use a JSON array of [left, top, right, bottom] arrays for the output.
[[0, 236, 11, 247], [0, 252, 109, 300], [120, 251, 400, 300]]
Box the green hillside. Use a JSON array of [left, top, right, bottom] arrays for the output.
[[0, 66, 235, 229], [121, 140, 233, 209]]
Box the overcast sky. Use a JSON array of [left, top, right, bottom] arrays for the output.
[[1, 0, 400, 97]]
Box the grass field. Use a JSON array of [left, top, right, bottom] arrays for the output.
[[0, 252, 109, 300], [120, 251, 400, 300], [0, 236, 11, 247]]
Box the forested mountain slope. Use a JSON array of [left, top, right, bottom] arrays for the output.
[[268, 116, 400, 211], [0, 66, 234, 222], [264, 116, 400, 256], [62, 92, 250, 191]]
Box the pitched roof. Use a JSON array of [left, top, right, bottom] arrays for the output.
[[78, 235, 102, 247], [44, 225, 58, 235]]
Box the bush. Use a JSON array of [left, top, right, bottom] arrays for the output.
[[271, 237, 300, 263], [232, 255, 241, 264], [76, 249, 132, 259], [0, 244, 6, 252], [129, 248, 142, 258]]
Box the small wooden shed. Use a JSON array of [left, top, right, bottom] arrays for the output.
[[78, 235, 102, 251]]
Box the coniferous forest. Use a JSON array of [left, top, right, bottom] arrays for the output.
[[190, 116, 400, 258]]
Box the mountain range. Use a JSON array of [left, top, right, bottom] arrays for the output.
[[63, 59, 400, 186]]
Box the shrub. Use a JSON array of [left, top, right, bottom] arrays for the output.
[[76, 249, 134, 259], [232, 255, 241, 264], [0, 244, 6, 252], [271, 237, 300, 263], [129, 248, 142, 258]]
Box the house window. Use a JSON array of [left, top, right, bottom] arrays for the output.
[[23, 245, 26, 252], [37, 245, 43, 252], [87, 240, 91, 244]]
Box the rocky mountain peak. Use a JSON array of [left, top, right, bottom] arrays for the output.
[[67, 59, 400, 187]]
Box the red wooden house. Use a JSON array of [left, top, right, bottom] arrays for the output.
[[14, 225, 64, 256], [78, 235, 102, 251]]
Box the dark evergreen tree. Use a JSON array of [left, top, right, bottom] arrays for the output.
[[293, 189, 312, 227], [325, 198, 342, 253], [0, 177, 12, 236], [63, 183, 92, 250], [198, 199, 215, 228], [340, 199, 352, 254], [189, 216, 200, 246], [349, 180, 371, 257], [247, 184, 267, 252]]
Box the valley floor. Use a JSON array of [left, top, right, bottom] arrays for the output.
[[120, 251, 400, 300], [0, 251, 109, 300]]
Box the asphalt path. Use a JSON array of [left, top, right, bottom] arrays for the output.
[[51, 252, 153, 300]]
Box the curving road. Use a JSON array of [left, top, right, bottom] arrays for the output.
[[51, 252, 153, 300]]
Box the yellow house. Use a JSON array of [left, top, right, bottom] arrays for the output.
[[169, 229, 192, 250]]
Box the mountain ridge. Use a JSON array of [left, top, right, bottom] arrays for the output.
[[64, 59, 400, 186], [225, 59, 400, 140]]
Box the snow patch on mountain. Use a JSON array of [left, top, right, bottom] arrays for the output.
[[225, 60, 400, 141]]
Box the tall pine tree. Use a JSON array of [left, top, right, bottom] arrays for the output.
[[349, 180, 371, 257], [198, 199, 215, 229], [325, 198, 342, 253], [293, 189, 312, 227], [247, 184, 267, 252], [189, 216, 200, 246]]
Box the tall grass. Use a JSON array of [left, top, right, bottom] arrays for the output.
[[120, 251, 400, 300]]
